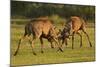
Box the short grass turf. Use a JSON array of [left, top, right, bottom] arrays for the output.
[[10, 24, 95, 66]]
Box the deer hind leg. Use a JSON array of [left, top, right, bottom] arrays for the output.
[[28, 36, 37, 55], [50, 41, 54, 48], [40, 37, 44, 53], [76, 32, 82, 47], [82, 29, 92, 47], [14, 33, 27, 56], [72, 32, 75, 49]]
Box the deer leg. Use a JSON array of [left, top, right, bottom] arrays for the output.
[[72, 32, 75, 49], [50, 41, 54, 49], [77, 32, 82, 47], [53, 38, 63, 52], [28, 37, 37, 55], [14, 39, 22, 56], [82, 29, 92, 47], [61, 38, 68, 48], [48, 38, 54, 48], [64, 38, 68, 48], [40, 37, 44, 53], [14, 35, 26, 56], [62, 39, 65, 45], [27, 36, 36, 55], [60, 38, 64, 48]]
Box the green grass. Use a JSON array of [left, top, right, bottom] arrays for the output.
[[10, 24, 95, 66]]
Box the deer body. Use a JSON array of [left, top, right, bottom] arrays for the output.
[[60, 16, 92, 49], [14, 18, 63, 56]]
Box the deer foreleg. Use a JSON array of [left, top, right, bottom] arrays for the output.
[[64, 38, 68, 48], [53, 38, 63, 52]]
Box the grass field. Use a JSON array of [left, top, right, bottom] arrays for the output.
[[10, 23, 95, 66]]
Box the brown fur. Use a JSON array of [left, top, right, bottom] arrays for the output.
[[59, 16, 92, 49], [14, 18, 63, 56], [69, 16, 92, 49]]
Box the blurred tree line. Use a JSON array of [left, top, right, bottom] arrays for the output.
[[11, 1, 95, 22]]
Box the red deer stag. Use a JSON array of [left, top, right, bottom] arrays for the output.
[[59, 16, 92, 49], [14, 18, 63, 56]]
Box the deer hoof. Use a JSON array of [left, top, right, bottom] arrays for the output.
[[90, 43, 92, 47], [33, 52, 37, 55], [51, 46, 54, 49], [72, 47, 74, 49], [59, 48, 63, 52], [13, 51, 18, 56], [80, 45, 82, 48], [14, 54, 17, 56], [41, 51, 44, 53]]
